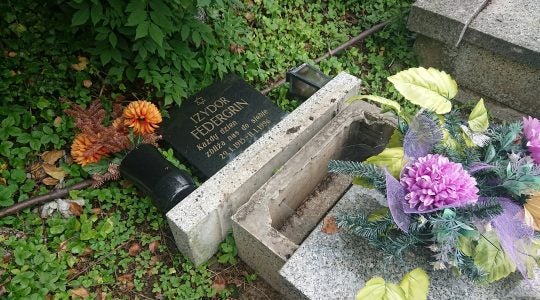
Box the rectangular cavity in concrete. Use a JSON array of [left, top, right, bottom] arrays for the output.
[[231, 100, 394, 294], [166, 72, 361, 265]]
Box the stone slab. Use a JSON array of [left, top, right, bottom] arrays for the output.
[[412, 33, 540, 118], [162, 74, 285, 177], [166, 72, 361, 265], [280, 186, 540, 300], [408, 0, 540, 69], [232, 100, 395, 294]]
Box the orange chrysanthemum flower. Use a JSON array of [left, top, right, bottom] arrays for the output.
[[123, 100, 162, 134], [71, 133, 108, 166]]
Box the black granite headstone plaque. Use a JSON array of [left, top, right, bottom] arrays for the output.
[[161, 74, 286, 177]]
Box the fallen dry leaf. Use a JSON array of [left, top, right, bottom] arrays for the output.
[[83, 79, 92, 88], [69, 202, 83, 216], [42, 177, 59, 186], [525, 194, 540, 231], [58, 240, 68, 252], [321, 216, 339, 234], [149, 240, 160, 254], [53, 116, 63, 127], [3, 252, 12, 264], [149, 255, 161, 266], [29, 162, 47, 180], [92, 207, 102, 215], [71, 287, 90, 298], [82, 247, 93, 257], [0, 178, 6, 185], [229, 43, 245, 54], [117, 273, 133, 283], [42, 163, 66, 180], [67, 268, 78, 278], [71, 56, 89, 71], [244, 12, 255, 22], [128, 243, 141, 256], [42, 150, 65, 165], [212, 276, 226, 293], [117, 273, 134, 290]]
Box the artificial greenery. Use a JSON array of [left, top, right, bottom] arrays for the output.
[[328, 160, 387, 193]]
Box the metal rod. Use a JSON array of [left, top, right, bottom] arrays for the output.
[[261, 21, 389, 95]]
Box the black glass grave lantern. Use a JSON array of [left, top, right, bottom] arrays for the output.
[[120, 144, 196, 212], [286, 63, 332, 100]]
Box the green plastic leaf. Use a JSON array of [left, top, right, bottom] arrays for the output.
[[368, 208, 390, 222], [349, 95, 401, 113], [468, 99, 489, 132], [387, 67, 457, 114], [352, 176, 375, 188], [356, 277, 406, 300], [387, 129, 403, 148], [399, 268, 429, 300], [473, 232, 516, 282], [365, 147, 405, 179]]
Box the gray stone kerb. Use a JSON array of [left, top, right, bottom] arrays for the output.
[[166, 72, 361, 265], [408, 0, 540, 69]]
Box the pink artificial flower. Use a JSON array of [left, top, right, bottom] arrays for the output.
[[401, 154, 479, 212], [522, 116, 540, 164]]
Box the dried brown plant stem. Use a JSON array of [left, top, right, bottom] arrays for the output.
[[0, 179, 95, 218]]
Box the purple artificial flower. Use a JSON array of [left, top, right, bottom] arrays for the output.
[[522, 116, 540, 164], [400, 154, 479, 212]]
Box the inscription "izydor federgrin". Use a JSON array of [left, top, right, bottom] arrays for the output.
[[189, 97, 248, 140]]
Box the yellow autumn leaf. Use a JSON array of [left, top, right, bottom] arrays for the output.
[[365, 147, 406, 179], [349, 95, 402, 113], [356, 277, 406, 300], [525, 194, 540, 231], [387, 67, 457, 114], [468, 99, 489, 132], [399, 268, 430, 300]]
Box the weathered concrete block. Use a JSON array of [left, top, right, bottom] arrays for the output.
[[231, 100, 394, 294], [408, 0, 540, 117], [280, 186, 540, 300], [166, 72, 361, 265]]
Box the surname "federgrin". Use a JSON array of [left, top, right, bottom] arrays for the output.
[[190, 99, 249, 140]]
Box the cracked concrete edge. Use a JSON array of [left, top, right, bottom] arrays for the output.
[[166, 72, 362, 265]]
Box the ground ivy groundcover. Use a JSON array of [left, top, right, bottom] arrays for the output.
[[0, 0, 414, 298]]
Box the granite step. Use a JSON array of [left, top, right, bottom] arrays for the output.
[[407, 0, 540, 118]]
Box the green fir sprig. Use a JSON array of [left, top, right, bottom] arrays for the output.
[[328, 160, 386, 193]]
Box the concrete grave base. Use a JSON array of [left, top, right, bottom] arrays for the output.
[[280, 185, 540, 300], [408, 0, 540, 118], [166, 72, 361, 265], [232, 100, 395, 294]]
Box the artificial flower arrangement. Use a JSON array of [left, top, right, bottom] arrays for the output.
[[328, 67, 540, 286], [65, 98, 162, 185]]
